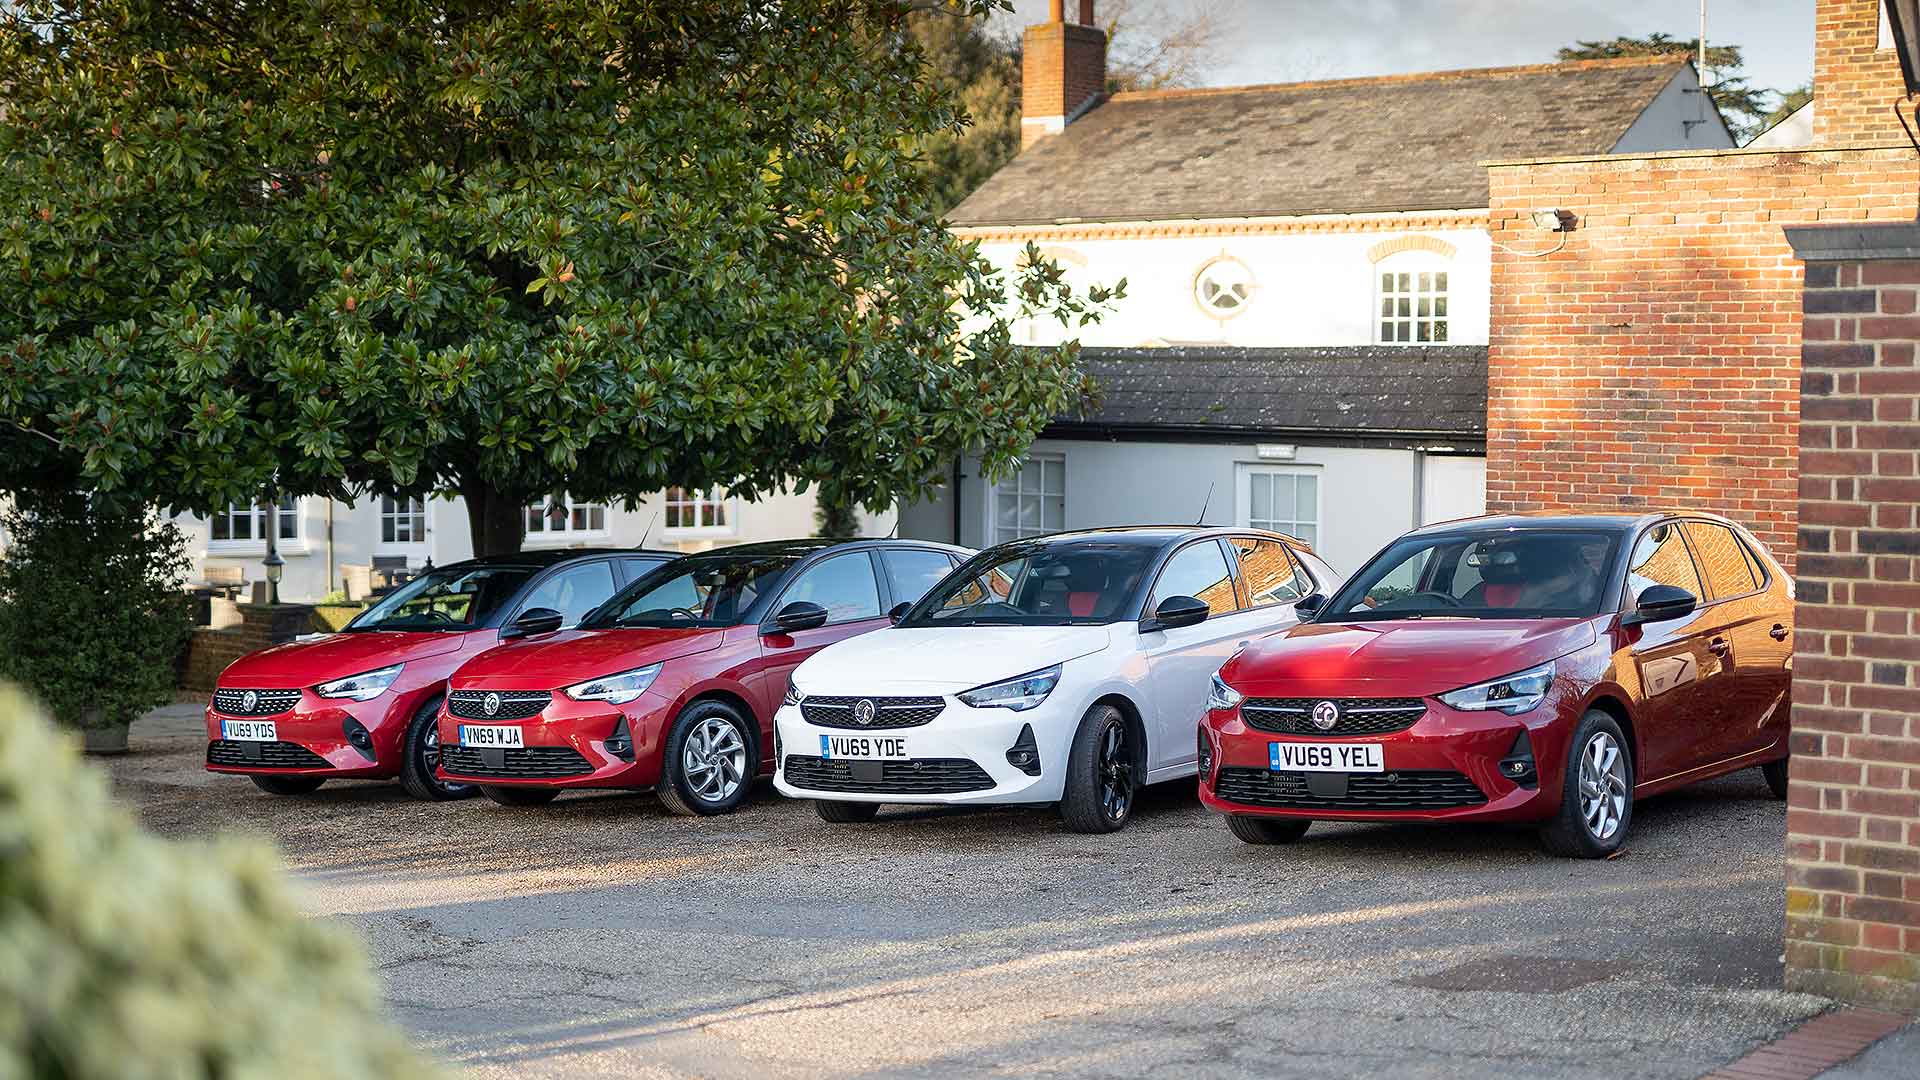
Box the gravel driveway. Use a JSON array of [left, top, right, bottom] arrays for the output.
[[114, 705, 1826, 1079]]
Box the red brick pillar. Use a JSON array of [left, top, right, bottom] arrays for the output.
[[1783, 221, 1920, 1011]]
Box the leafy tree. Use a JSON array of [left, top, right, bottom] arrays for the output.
[[0, 0, 1114, 555], [1557, 34, 1769, 142]]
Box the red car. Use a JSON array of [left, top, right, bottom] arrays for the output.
[[1199, 513, 1793, 858], [205, 549, 672, 800], [436, 538, 970, 813]]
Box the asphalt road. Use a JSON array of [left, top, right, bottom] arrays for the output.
[[116, 705, 1828, 1079]]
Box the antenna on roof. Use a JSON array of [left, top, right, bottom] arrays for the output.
[[1195, 482, 1215, 526], [636, 511, 658, 549]]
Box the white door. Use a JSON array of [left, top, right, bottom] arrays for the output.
[[1139, 540, 1263, 777]]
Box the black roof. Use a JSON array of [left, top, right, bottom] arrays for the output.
[[451, 547, 669, 570], [667, 538, 972, 560], [1409, 511, 1732, 537], [980, 525, 1298, 549], [1050, 346, 1486, 444], [950, 57, 1688, 227]]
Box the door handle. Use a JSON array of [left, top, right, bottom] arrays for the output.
[[1770, 624, 1789, 641], [1709, 638, 1731, 657]]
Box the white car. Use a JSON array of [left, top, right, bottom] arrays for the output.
[[772, 527, 1343, 832]]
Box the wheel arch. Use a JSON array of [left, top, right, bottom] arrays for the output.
[[679, 685, 763, 766], [1583, 692, 1637, 770], [1090, 692, 1149, 780]]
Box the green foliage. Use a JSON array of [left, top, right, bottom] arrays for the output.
[[0, 0, 1115, 552], [0, 494, 193, 730], [813, 492, 862, 538], [911, 11, 1022, 212], [1557, 34, 1771, 142], [0, 684, 439, 1079]]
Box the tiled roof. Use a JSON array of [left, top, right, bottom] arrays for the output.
[[951, 57, 1688, 226], [1052, 346, 1487, 442]]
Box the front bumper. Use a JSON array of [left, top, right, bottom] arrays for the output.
[[203, 692, 402, 779], [771, 697, 1074, 806], [1198, 694, 1578, 824], [434, 691, 672, 789]]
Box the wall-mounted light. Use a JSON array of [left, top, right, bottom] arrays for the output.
[[1530, 208, 1574, 232]]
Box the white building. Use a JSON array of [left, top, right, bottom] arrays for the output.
[[896, 5, 1733, 573]]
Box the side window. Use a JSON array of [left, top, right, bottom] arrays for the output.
[[779, 553, 883, 624], [618, 556, 667, 585], [1683, 522, 1760, 600], [880, 549, 957, 607], [518, 562, 618, 627], [1151, 541, 1239, 617], [1227, 537, 1311, 607], [1625, 523, 1704, 603]]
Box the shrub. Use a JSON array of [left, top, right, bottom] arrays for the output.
[[0, 493, 194, 731], [0, 683, 439, 1079]]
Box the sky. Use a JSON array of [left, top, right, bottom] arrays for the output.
[[998, 1, 1817, 104]]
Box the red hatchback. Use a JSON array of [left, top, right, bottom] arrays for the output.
[[437, 538, 970, 813], [205, 549, 672, 799], [1199, 513, 1793, 858]]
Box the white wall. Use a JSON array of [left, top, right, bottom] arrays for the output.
[[1611, 66, 1738, 154], [964, 221, 1492, 351], [1420, 454, 1487, 526]]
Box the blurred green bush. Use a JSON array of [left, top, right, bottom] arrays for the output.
[[0, 684, 439, 1079]]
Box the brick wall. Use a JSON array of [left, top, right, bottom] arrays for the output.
[[1783, 223, 1920, 1011], [1815, 0, 1909, 148], [1484, 147, 1916, 565], [1020, 20, 1106, 149], [179, 603, 314, 693]]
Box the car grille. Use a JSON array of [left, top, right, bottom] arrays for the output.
[[800, 696, 946, 729], [782, 755, 994, 795], [1213, 767, 1486, 811], [1240, 697, 1427, 736], [206, 740, 332, 769], [447, 690, 552, 721], [211, 688, 303, 716], [439, 745, 592, 779]]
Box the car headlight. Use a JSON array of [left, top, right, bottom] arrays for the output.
[[314, 663, 403, 701], [1437, 661, 1555, 715], [564, 663, 663, 705], [782, 683, 805, 708], [958, 664, 1062, 712], [1207, 672, 1244, 711]]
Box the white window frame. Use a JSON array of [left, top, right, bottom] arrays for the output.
[[661, 486, 738, 539], [1235, 464, 1319, 548], [524, 494, 610, 542], [1374, 254, 1451, 345], [207, 496, 305, 554], [376, 495, 429, 553], [988, 453, 1067, 545]]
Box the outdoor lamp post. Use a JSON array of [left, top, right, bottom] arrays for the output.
[[262, 497, 283, 605]]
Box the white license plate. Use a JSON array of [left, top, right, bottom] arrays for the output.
[[819, 733, 909, 761], [1269, 741, 1384, 773], [221, 719, 277, 741], [459, 724, 525, 749]]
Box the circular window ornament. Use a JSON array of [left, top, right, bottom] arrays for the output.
[[1194, 256, 1255, 319]]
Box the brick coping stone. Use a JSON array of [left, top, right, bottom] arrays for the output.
[[1699, 1008, 1910, 1080]]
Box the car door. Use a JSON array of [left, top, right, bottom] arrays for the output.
[[1682, 520, 1786, 761], [1620, 521, 1719, 783], [1139, 539, 1256, 776], [756, 550, 890, 719]]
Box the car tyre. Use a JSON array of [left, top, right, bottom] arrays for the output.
[[1227, 815, 1311, 845], [1761, 757, 1790, 800], [1539, 710, 1634, 859], [398, 696, 475, 802], [658, 700, 756, 817], [250, 774, 324, 796], [814, 800, 880, 824], [479, 785, 560, 807], [1059, 703, 1135, 834]]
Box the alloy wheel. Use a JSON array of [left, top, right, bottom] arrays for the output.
[[683, 716, 747, 803], [1098, 720, 1133, 822], [1578, 730, 1628, 841]]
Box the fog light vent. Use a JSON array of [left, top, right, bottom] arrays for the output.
[[1499, 729, 1538, 789], [1005, 724, 1041, 776], [341, 718, 376, 761], [1196, 728, 1214, 781], [604, 716, 635, 762]]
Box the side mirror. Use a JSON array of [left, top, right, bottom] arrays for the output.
[[1621, 584, 1697, 627], [1294, 592, 1327, 616], [888, 601, 912, 624], [770, 600, 830, 634], [502, 607, 564, 639], [1144, 595, 1210, 632]]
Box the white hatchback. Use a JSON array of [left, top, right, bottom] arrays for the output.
[[773, 527, 1343, 832]]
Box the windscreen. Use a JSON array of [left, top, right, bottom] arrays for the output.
[[583, 553, 799, 629], [1319, 531, 1618, 621], [900, 540, 1156, 627], [347, 565, 537, 631]]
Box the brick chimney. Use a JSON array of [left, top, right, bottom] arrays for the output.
[[1813, 0, 1908, 146], [1021, 0, 1107, 150]]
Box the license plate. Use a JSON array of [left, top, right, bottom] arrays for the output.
[[1269, 741, 1384, 773], [222, 719, 276, 741], [459, 724, 525, 749], [819, 734, 909, 761]]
